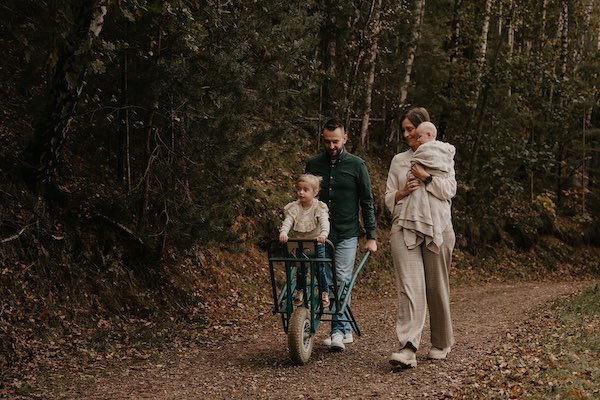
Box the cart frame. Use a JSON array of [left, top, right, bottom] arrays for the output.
[[267, 238, 370, 364]]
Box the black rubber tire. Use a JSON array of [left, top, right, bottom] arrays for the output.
[[288, 307, 314, 365]]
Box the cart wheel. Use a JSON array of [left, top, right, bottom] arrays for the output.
[[288, 307, 314, 365]]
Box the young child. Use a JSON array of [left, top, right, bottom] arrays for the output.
[[397, 121, 456, 253], [279, 174, 330, 308]]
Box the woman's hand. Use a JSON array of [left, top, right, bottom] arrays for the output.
[[410, 163, 429, 181], [279, 233, 288, 243], [316, 235, 326, 244], [395, 177, 421, 203]]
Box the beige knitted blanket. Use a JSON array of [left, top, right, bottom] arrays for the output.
[[395, 141, 455, 253]]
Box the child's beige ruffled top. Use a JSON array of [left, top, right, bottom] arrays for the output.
[[279, 199, 330, 239]]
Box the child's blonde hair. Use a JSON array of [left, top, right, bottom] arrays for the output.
[[297, 173, 322, 193]]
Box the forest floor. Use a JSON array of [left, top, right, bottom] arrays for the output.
[[26, 279, 599, 400]]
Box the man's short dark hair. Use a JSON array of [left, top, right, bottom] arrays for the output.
[[322, 118, 345, 133]]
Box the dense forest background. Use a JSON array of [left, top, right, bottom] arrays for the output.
[[1, 0, 599, 394]]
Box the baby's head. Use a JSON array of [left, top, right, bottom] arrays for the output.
[[416, 121, 437, 144]]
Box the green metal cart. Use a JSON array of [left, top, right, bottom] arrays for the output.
[[267, 238, 370, 365]]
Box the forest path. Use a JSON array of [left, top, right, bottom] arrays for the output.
[[48, 280, 594, 399]]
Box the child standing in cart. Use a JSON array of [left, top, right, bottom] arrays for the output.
[[279, 174, 330, 308]]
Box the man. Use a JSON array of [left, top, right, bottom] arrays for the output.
[[305, 118, 378, 351]]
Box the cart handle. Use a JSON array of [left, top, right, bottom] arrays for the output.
[[343, 250, 370, 298]]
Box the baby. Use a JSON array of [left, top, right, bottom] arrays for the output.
[[397, 121, 456, 253]]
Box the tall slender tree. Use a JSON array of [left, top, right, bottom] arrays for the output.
[[21, 2, 107, 196], [387, 0, 426, 148], [358, 0, 384, 152]]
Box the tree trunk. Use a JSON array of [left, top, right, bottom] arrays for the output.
[[536, 0, 548, 97], [437, 0, 462, 140], [358, 0, 384, 152], [358, 43, 378, 152], [581, 108, 590, 214], [138, 108, 156, 232], [449, 0, 461, 66], [506, 6, 515, 97], [118, 41, 131, 190], [320, 0, 336, 117], [575, 2, 594, 214], [344, 4, 370, 126], [559, 0, 569, 80], [137, 27, 163, 233], [474, 0, 492, 99], [466, 6, 510, 195], [21, 2, 107, 196], [387, 0, 426, 147], [555, 0, 569, 210], [465, 0, 493, 184], [530, 0, 549, 202]]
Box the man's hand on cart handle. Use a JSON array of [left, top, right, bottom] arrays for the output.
[[364, 238, 377, 252]]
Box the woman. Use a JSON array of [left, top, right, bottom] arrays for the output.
[[385, 107, 457, 369]]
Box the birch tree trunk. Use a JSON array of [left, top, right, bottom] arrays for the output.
[[555, 0, 569, 210], [438, 0, 462, 140], [474, 0, 492, 100], [398, 0, 425, 107], [320, 0, 336, 118], [118, 40, 132, 190], [537, 0, 548, 98], [466, 2, 508, 192], [506, 5, 515, 97], [529, 0, 550, 201], [21, 2, 107, 196], [576, 1, 593, 215], [449, 0, 462, 66], [358, 0, 384, 152], [559, 1, 569, 80], [387, 0, 426, 146], [344, 5, 370, 127]]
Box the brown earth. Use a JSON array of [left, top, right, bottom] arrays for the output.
[[38, 279, 596, 399]]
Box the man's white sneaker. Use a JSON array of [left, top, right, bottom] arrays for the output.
[[389, 348, 417, 368], [427, 347, 450, 360], [322, 332, 353, 346], [342, 332, 354, 344], [329, 332, 345, 351]]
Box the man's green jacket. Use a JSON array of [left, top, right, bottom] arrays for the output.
[[306, 149, 377, 242]]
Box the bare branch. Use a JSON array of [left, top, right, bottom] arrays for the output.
[[0, 227, 26, 243]]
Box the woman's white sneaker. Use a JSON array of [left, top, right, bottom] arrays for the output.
[[427, 347, 450, 359], [389, 348, 417, 368]]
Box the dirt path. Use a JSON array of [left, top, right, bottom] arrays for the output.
[[49, 280, 594, 399]]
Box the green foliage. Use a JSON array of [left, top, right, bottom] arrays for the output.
[[504, 202, 544, 251], [62, 0, 326, 247], [3, 0, 598, 253]]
